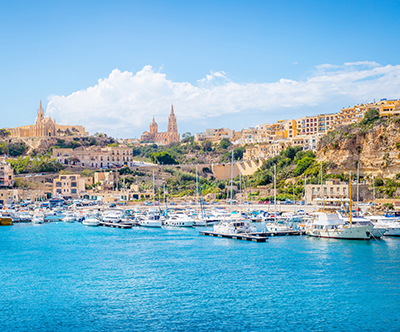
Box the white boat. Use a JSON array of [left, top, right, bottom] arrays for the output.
[[82, 216, 100, 226], [17, 211, 32, 223], [306, 212, 373, 240], [213, 219, 257, 235], [62, 211, 77, 223], [138, 214, 162, 227], [164, 212, 194, 227], [265, 222, 293, 232], [102, 209, 124, 223], [337, 211, 386, 238], [32, 214, 44, 224], [366, 215, 400, 237]]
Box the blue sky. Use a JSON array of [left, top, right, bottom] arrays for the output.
[[1, 0, 400, 138]]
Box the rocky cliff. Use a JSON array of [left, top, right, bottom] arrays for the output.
[[317, 118, 400, 178]]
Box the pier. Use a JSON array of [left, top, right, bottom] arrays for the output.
[[253, 230, 305, 237], [100, 221, 135, 229], [200, 231, 268, 242]]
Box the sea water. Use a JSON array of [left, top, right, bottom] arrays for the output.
[[1, 222, 399, 331]]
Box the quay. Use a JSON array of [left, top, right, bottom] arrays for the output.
[[200, 230, 268, 242], [99, 221, 134, 229], [253, 230, 306, 237]]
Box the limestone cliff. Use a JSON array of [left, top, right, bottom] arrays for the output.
[[317, 119, 400, 178]]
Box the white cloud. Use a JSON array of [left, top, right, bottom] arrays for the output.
[[47, 62, 400, 137]]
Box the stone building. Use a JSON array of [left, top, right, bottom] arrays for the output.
[[140, 105, 180, 145], [53, 146, 135, 168], [7, 101, 88, 138], [0, 161, 14, 187], [53, 174, 89, 198]]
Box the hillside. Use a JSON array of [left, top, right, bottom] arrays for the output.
[[318, 112, 400, 178]]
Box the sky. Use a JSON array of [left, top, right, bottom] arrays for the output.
[[1, 0, 400, 138]]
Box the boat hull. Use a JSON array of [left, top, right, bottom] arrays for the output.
[[306, 225, 373, 240]]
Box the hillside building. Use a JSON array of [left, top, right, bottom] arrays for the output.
[[7, 101, 88, 138], [140, 105, 180, 145]]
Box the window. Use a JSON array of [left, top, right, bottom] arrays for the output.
[[56, 182, 61, 187], [71, 182, 77, 187], [71, 189, 77, 194]]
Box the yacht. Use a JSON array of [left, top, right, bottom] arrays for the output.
[[306, 212, 373, 240], [62, 211, 77, 223], [102, 209, 124, 223], [366, 215, 400, 237], [32, 214, 45, 224], [138, 213, 162, 227], [82, 214, 100, 226], [213, 218, 257, 235], [337, 210, 386, 238], [164, 212, 194, 227]]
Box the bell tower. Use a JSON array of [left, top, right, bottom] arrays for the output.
[[168, 104, 178, 132], [150, 117, 158, 134], [36, 100, 44, 124]]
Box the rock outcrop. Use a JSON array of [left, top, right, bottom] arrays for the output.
[[317, 119, 400, 178]]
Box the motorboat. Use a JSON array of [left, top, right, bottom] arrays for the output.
[[102, 209, 124, 223], [32, 214, 44, 224], [82, 215, 100, 226], [138, 213, 162, 227], [306, 212, 373, 240], [62, 211, 77, 223], [164, 212, 194, 227], [366, 215, 400, 237], [213, 218, 257, 235]]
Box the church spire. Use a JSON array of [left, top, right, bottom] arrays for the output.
[[171, 104, 174, 115]]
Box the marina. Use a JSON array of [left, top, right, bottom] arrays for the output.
[[1, 222, 400, 331]]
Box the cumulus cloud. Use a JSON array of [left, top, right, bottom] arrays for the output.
[[47, 62, 400, 137]]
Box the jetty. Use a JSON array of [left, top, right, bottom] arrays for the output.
[[200, 230, 268, 242], [100, 221, 134, 229], [252, 230, 305, 237]]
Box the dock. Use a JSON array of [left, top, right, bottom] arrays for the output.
[[200, 231, 268, 242], [100, 221, 134, 229], [252, 230, 306, 237]]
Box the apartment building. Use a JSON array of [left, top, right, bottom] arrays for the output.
[[53, 146, 135, 168], [0, 189, 47, 205], [194, 128, 234, 143], [0, 161, 14, 187], [53, 174, 90, 198]]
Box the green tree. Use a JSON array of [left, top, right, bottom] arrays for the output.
[[219, 138, 231, 150], [360, 109, 379, 126], [149, 151, 178, 165]]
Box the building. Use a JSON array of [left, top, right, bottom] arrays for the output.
[[94, 171, 120, 190], [7, 101, 88, 138], [0, 161, 14, 187], [53, 174, 89, 198], [194, 128, 234, 143], [305, 179, 369, 205], [140, 105, 180, 145], [53, 146, 135, 168], [0, 189, 47, 205]]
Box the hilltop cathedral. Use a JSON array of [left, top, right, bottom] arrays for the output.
[[7, 101, 88, 138], [140, 105, 180, 145]]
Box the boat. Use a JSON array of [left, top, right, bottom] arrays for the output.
[[213, 218, 257, 235], [337, 210, 386, 238], [32, 214, 44, 224], [164, 212, 194, 227], [366, 215, 400, 237], [62, 211, 77, 223], [306, 212, 373, 240], [82, 215, 100, 226], [138, 213, 162, 227], [102, 209, 124, 223]]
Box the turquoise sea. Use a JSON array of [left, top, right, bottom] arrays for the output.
[[1, 222, 400, 331]]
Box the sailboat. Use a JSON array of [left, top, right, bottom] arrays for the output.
[[213, 150, 257, 235]]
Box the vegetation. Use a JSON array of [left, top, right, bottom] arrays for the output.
[[7, 156, 65, 174], [0, 141, 28, 156]]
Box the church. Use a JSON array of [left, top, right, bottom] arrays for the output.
[[7, 101, 88, 138], [140, 105, 180, 145]]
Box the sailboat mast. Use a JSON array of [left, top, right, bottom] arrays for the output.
[[349, 171, 353, 226], [357, 160, 360, 207], [196, 166, 199, 218], [320, 161, 323, 211], [152, 169, 155, 206], [274, 163, 276, 222], [372, 171, 376, 215], [304, 175, 307, 206], [230, 149, 234, 214]]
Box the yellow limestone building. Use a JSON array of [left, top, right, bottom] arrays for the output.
[[140, 105, 180, 145], [7, 101, 88, 138]]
